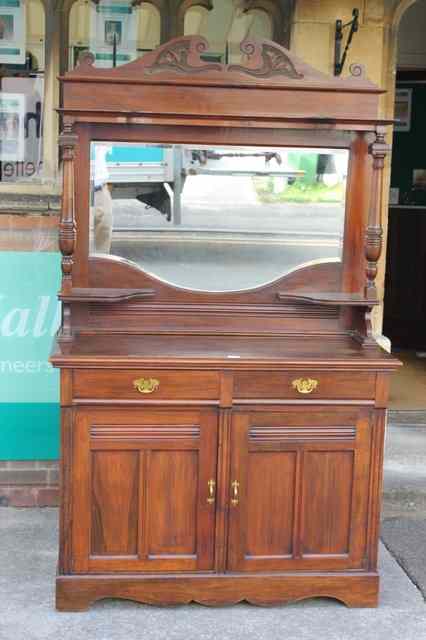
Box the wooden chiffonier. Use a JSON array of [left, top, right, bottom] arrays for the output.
[[51, 36, 400, 610]]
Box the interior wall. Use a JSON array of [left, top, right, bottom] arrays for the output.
[[397, 0, 426, 67]]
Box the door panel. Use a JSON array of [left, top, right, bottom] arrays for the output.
[[302, 450, 353, 555], [148, 450, 198, 556], [246, 451, 296, 558], [72, 407, 218, 573], [91, 450, 139, 556], [227, 408, 372, 572]]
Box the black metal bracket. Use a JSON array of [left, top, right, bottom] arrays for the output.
[[335, 8, 359, 76]]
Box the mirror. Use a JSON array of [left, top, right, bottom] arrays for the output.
[[89, 142, 349, 292]]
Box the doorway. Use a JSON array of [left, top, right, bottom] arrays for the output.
[[384, 0, 426, 410]]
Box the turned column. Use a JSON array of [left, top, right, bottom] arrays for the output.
[[58, 120, 78, 341], [365, 127, 389, 301]]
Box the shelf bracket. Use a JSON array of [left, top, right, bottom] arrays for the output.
[[334, 9, 359, 76]]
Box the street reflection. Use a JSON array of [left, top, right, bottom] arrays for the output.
[[89, 143, 348, 292]]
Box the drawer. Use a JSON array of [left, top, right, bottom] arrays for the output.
[[233, 371, 376, 401], [73, 369, 220, 401]]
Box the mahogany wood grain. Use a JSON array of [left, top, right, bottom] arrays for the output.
[[60, 37, 384, 124], [63, 83, 381, 123], [228, 408, 371, 572], [88, 256, 342, 305], [245, 450, 296, 557], [375, 373, 390, 409], [58, 408, 73, 575], [148, 450, 197, 555], [341, 133, 372, 294], [56, 572, 380, 611], [302, 451, 353, 554], [233, 371, 376, 401], [91, 451, 139, 555], [53, 36, 400, 611], [72, 407, 218, 573], [73, 369, 220, 401], [277, 292, 380, 306], [59, 288, 155, 303], [60, 369, 73, 406], [51, 335, 400, 370], [366, 411, 386, 572], [214, 408, 232, 573], [72, 124, 90, 287]]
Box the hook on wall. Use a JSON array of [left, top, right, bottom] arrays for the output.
[[334, 8, 359, 76]]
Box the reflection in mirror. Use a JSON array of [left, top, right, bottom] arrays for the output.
[[89, 143, 349, 292]]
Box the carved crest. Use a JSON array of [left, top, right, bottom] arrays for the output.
[[145, 38, 222, 75], [143, 36, 303, 80], [229, 41, 303, 80], [67, 37, 381, 93]]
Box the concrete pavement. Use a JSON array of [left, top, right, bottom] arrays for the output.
[[1, 420, 425, 640], [0, 508, 424, 640], [381, 421, 426, 604]]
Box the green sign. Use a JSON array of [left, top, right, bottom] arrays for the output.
[[0, 252, 61, 460]]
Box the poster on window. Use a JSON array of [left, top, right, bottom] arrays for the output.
[[0, 93, 25, 162], [90, 1, 137, 68], [0, 0, 26, 65], [0, 77, 43, 181], [394, 88, 412, 132]]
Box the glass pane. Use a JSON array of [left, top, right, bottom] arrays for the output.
[[0, 0, 45, 183], [184, 3, 273, 64], [89, 142, 348, 292], [69, 0, 161, 69]]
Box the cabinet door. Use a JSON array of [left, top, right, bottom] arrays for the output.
[[227, 408, 373, 572], [71, 407, 218, 573]]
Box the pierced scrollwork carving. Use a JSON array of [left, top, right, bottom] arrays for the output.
[[229, 40, 303, 80], [145, 37, 222, 75], [144, 37, 303, 80]]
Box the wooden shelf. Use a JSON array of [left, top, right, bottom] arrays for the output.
[[277, 292, 380, 307], [59, 288, 156, 303]]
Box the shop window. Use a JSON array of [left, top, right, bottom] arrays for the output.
[[184, 6, 209, 39], [0, 0, 45, 183], [183, 1, 273, 64], [69, 0, 161, 69]]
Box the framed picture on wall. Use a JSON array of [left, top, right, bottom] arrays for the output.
[[0, 93, 25, 161], [394, 88, 413, 132], [413, 169, 426, 190], [0, 0, 26, 65], [90, 1, 137, 68]]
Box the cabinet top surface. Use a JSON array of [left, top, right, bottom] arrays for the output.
[[51, 334, 400, 370]]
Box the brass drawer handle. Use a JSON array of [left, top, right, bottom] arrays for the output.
[[231, 480, 240, 506], [292, 378, 318, 394], [207, 479, 216, 505], [133, 377, 160, 394]]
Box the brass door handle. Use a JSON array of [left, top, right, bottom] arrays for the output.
[[133, 377, 160, 394], [231, 480, 240, 506], [207, 479, 216, 504], [292, 378, 318, 394]]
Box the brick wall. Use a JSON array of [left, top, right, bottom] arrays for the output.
[[0, 461, 59, 507]]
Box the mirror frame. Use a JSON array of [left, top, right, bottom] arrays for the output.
[[58, 36, 389, 308], [87, 139, 351, 293]]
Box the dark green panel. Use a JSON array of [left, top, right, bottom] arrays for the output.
[[391, 85, 426, 205], [0, 404, 59, 460]]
